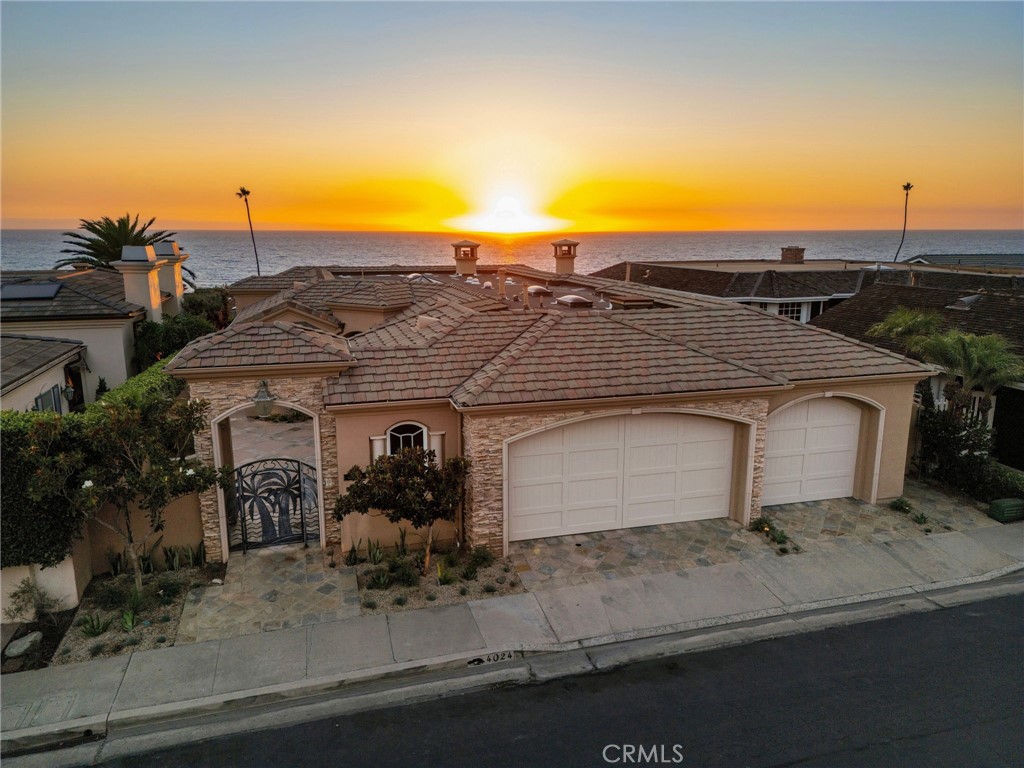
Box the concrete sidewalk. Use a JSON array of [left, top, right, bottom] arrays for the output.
[[3, 524, 1022, 758]]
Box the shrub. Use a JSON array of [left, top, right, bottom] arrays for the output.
[[889, 497, 913, 514], [89, 642, 106, 658], [468, 546, 494, 569], [911, 512, 928, 525], [132, 313, 214, 370], [393, 595, 408, 606], [973, 462, 1024, 502], [459, 586, 468, 596], [121, 609, 139, 631], [482, 583, 497, 594], [1, 579, 64, 624], [94, 580, 132, 612], [918, 406, 992, 492], [182, 287, 233, 329], [462, 564, 478, 582], [437, 561, 458, 586], [426, 593, 437, 601], [362, 598, 377, 610], [388, 559, 420, 587]]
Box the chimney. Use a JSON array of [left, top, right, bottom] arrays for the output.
[[451, 240, 480, 276], [781, 246, 805, 264], [112, 246, 164, 322], [153, 241, 188, 316], [624, 262, 632, 282], [497, 268, 507, 298], [551, 238, 579, 275]]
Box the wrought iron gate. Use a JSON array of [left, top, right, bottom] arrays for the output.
[[228, 459, 320, 552]]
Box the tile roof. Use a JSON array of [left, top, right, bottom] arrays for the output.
[[908, 254, 1024, 271], [874, 269, 1024, 294], [588, 261, 876, 299], [809, 283, 1024, 355], [166, 321, 354, 372], [0, 269, 145, 320], [1, 334, 85, 394], [326, 302, 925, 408]]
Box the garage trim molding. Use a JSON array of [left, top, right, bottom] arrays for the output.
[[500, 407, 759, 556], [766, 391, 886, 505]]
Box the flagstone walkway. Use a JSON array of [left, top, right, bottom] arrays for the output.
[[229, 413, 316, 466], [176, 545, 360, 644], [509, 479, 999, 592]]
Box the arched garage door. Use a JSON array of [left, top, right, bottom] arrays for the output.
[[508, 413, 735, 542], [763, 398, 861, 506]]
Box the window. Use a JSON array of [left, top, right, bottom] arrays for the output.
[[387, 423, 426, 455], [33, 385, 62, 414], [778, 302, 803, 321]]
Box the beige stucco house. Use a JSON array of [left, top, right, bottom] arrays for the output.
[[167, 242, 930, 564], [0, 242, 189, 409]]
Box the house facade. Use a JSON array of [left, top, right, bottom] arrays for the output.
[[167, 242, 929, 564], [0, 242, 189, 408]]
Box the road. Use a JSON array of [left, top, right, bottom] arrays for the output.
[[101, 595, 1022, 768]]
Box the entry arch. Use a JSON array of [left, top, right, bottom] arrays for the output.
[[209, 400, 326, 558]]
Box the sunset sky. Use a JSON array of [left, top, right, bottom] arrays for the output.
[[2, 2, 1021, 233]]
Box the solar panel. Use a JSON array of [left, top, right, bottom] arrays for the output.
[[0, 283, 62, 300]]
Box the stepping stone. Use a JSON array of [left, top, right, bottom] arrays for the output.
[[5, 631, 42, 658]]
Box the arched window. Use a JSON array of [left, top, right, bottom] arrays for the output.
[[387, 422, 426, 455]]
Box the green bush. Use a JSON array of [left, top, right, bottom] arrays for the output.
[[182, 287, 233, 329], [918, 406, 992, 492], [468, 546, 494, 569], [974, 462, 1024, 502], [132, 314, 214, 371], [0, 410, 86, 569], [888, 497, 913, 514]]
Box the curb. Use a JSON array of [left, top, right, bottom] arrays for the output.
[[3, 567, 1023, 758]]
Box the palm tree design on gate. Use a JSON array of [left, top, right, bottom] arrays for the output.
[[230, 459, 319, 551]]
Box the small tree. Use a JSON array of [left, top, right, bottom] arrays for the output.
[[26, 395, 217, 591], [335, 448, 469, 574], [133, 313, 214, 370]]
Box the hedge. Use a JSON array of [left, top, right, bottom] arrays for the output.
[[0, 359, 183, 569]]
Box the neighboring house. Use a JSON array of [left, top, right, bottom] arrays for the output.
[[167, 240, 929, 565], [809, 281, 1024, 471], [591, 247, 1023, 322], [0, 335, 86, 412], [0, 242, 189, 406], [907, 254, 1023, 273]]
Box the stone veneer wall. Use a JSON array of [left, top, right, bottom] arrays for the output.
[[185, 376, 340, 564], [461, 399, 769, 555]]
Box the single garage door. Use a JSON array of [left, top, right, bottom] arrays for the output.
[[508, 413, 735, 542], [763, 398, 861, 506]]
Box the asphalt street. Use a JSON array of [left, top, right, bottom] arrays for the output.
[[96, 594, 1023, 768]]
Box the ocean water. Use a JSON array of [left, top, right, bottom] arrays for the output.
[[2, 229, 1021, 288]]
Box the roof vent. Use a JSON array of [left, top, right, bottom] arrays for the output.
[[946, 294, 982, 311], [416, 315, 443, 331], [555, 294, 593, 308]]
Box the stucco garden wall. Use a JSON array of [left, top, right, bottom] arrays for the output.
[[186, 375, 339, 563], [461, 397, 770, 555], [86, 494, 204, 575]]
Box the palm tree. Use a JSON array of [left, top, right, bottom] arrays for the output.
[[867, 306, 943, 356], [236, 186, 261, 276], [57, 213, 175, 270], [917, 330, 1024, 419], [893, 182, 914, 262]]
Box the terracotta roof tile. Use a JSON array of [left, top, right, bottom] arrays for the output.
[[166, 321, 354, 371]]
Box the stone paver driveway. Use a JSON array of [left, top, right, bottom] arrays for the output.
[[509, 478, 999, 592], [176, 545, 360, 643], [229, 413, 316, 466]]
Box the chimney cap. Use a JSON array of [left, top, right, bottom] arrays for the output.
[[551, 238, 580, 246], [153, 241, 181, 257], [120, 245, 158, 262], [451, 239, 480, 247]]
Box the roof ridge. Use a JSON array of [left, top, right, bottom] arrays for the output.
[[605, 313, 789, 385], [451, 313, 562, 406]]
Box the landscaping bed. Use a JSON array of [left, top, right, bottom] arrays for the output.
[[352, 544, 525, 615], [27, 565, 223, 669]]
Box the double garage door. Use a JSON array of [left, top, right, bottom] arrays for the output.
[[508, 413, 735, 542]]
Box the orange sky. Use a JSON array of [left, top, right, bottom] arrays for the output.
[[2, 3, 1022, 233]]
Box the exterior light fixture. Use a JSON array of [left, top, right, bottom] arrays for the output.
[[62, 384, 75, 402], [252, 379, 275, 418]]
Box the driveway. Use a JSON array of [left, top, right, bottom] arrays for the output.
[[508, 479, 1000, 592]]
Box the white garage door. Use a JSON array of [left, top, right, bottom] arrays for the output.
[[763, 398, 861, 506], [508, 414, 735, 542]]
